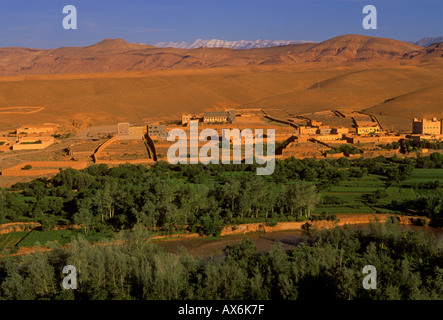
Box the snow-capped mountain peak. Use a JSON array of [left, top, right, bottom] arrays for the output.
[[153, 39, 315, 49]]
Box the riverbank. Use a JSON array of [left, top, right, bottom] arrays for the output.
[[1, 213, 438, 257], [149, 213, 430, 241]]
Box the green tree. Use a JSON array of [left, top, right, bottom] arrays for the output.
[[279, 182, 321, 218], [74, 207, 94, 235]]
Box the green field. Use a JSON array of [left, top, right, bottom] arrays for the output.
[[176, 168, 443, 216], [0, 232, 30, 248], [16, 230, 73, 247], [315, 169, 443, 215], [0, 229, 113, 249], [406, 168, 443, 182]]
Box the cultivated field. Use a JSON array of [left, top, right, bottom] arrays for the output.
[[314, 169, 443, 215], [0, 229, 113, 251]]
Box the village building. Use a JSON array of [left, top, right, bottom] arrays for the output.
[[298, 126, 317, 135], [332, 127, 349, 135], [128, 126, 146, 137], [314, 134, 344, 142], [203, 112, 227, 123], [407, 134, 442, 142], [233, 112, 262, 123], [344, 134, 402, 145], [117, 123, 130, 136], [8, 124, 59, 151], [147, 124, 167, 140], [117, 123, 146, 140], [356, 121, 381, 135], [317, 126, 332, 135], [0, 135, 16, 152], [309, 120, 322, 127], [12, 136, 55, 150], [16, 124, 58, 136], [181, 114, 193, 125], [203, 110, 236, 123], [412, 118, 442, 135]]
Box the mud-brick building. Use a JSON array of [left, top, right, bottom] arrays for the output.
[[117, 123, 130, 136], [412, 118, 442, 135], [332, 127, 349, 135], [117, 123, 146, 140], [203, 110, 236, 123], [298, 126, 317, 135], [356, 122, 381, 135], [147, 124, 167, 140], [16, 124, 58, 136], [181, 114, 193, 125], [12, 136, 54, 150]]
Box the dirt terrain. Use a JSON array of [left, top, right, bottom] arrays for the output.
[[0, 34, 441, 132], [0, 34, 441, 188], [0, 60, 441, 131], [0, 35, 428, 76]]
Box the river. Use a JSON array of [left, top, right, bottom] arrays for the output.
[[153, 224, 443, 258]]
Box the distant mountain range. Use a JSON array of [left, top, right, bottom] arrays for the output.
[[153, 39, 315, 50], [153, 36, 443, 50], [414, 36, 443, 47], [0, 34, 441, 76]]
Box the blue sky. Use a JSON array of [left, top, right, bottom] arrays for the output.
[[0, 0, 441, 48]]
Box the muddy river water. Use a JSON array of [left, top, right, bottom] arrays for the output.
[[154, 230, 307, 257], [153, 224, 443, 258]]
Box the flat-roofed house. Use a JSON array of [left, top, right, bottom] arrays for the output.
[[147, 124, 167, 140], [318, 127, 332, 135], [356, 122, 381, 135], [299, 126, 317, 135], [203, 110, 236, 124], [412, 118, 442, 135], [309, 120, 322, 127], [17, 124, 57, 136], [12, 136, 54, 150], [203, 111, 228, 123], [117, 123, 147, 140], [227, 110, 236, 123], [315, 134, 343, 141], [333, 127, 349, 135], [182, 114, 193, 125], [117, 123, 130, 136]]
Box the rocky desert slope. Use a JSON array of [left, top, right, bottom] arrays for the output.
[[0, 34, 438, 76], [0, 34, 441, 130]]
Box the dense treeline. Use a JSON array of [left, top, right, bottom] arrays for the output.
[[379, 140, 443, 154], [1, 154, 443, 234], [389, 190, 443, 219], [1, 162, 322, 236], [0, 220, 441, 300], [401, 139, 443, 153]]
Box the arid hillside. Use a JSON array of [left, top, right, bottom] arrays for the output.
[[403, 42, 443, 61], [0, 35, 430, 76], [0, 34, 441, 131]]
